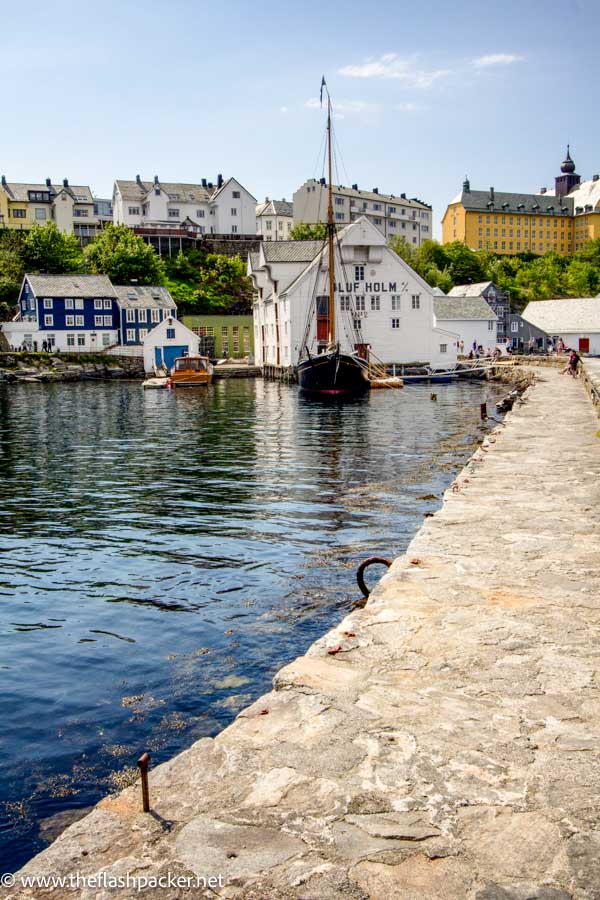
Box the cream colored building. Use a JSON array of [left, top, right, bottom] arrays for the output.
[[0, 176, 100, 241], [256, 199, 293, 241], [293, 179, 432, 246]]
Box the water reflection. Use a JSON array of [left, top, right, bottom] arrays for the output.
[[0, 378, 504, 870]]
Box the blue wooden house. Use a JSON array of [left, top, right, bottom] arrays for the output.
[[10, 274, 118, 351], [112, 285, 177, 347]]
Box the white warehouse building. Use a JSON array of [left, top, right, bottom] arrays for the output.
[[249, 217, 457, 369]]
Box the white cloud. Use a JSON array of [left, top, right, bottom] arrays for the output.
[[472, 53, 523, 67], [304, 97, 321, 109], [338, 53, 449, 88], [397, 102, 417, 112], [280, 106, 288, 113], [304, 98, 377, 115]]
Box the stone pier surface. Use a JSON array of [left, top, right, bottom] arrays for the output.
[[5, 367, 600, 899]]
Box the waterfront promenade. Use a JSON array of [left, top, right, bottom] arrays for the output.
[[5, 365, 600, 898]]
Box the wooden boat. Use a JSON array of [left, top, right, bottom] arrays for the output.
[[170, 355, 213, 387], [142, 375, 168, 389], [297, 79, 370, 399]]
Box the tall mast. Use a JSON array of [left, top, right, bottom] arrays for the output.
[[326, 90, 336, 345]]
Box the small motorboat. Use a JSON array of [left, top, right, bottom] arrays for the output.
[[142, 375, 168, 389], [170, 355, 214, 387]]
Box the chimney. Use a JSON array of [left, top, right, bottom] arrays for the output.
[[154, 175, 159, 185], [136, 174, 141, 184], [594, 174, 599, 182], [208, 182, 213, 189], [400, 192, 406, 199], [202, 178, 207, 187], [373, 187, 379, 194], [63, 178, 69, 187], [0, 175, 5, 186], [540, 187, 547, 194], [217, 173, 223, 188], [46, 178, 51, 187], [489, 186, 494, 201], [352, 183, 358, 190], [320, 177, 326, 185]]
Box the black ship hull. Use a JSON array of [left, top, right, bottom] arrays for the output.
[[297, 351, 370, 396]]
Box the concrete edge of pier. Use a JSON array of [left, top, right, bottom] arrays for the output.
[[4, 361, 600, 899]]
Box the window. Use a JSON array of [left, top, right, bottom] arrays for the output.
[[103, 316, 112, 326], [166, 327, 176, 339], [77, 334, 85, 346], [73, 209, 88, 217], [197, 210, 205, 217], [232, 225, 238, 233], [232, 191, 240, 198], [391, 295, 401, 310], [35, 208, 47, 220], [231, 208, 237, 215], [353, 319, 362, 330], [94, 315, 103, 326], [391, 318, 400, 329], [411, 294, 420, 309], [340, 296, 351, 310], [44, 314, 53, 325], [335, 213, 344, 221], [265, 221, 272, 230], [151, 309, 160, 323], [102, 334, 110, 347], [67, 334, 75, 347], [126, 309, 136, 323], [374, 217, 382, 225], [94, 299, 103, 309], [103, 299, 112, 310], [373, 203, 381, 211], [12, 209, 26, 218], [128, 207, 140, 215], [75, 299, 83, 309], [43, 298, 53, 309], [389, 206, 396, 214], [126, 329, 136, 342], [138, 308, 147, 322], [511, 321, 519, 333], [76, 315, 84, 326], [335, 197, 344, 205], [66, 315, 74, 326], [139, 329, 148, 340], [169, 209, 179, 217], [440, 344, 447, 353], [371, 296, 380, 310], [355, 295, 365, 311], [65, 299, 74, 309], [488, 321, 495, 331], [243, 327, 250, 351], [355, 265, 364, 281]]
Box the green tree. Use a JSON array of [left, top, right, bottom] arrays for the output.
[[388, 235, 417, 266], [515, 254, 563, 301], [442, 241, 486, 285], [190, 254, 253, 314], [84, 224, 165, 284], [22, 222, 82, 274], [563, 259, 598, 297], [416, 239, 448, 272], [289, 222, 327, 241], [575, 237, 600, 268]]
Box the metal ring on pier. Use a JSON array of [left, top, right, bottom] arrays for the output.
[[357, 557, 391, 598]]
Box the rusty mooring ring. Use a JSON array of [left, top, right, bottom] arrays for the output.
[[356, 557, 391, 598]]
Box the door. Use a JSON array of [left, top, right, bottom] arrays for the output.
[[163, 345, 188, 369], [579, 337, 590, 353]]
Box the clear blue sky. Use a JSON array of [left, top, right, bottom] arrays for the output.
[[2, 0, 598, 238]]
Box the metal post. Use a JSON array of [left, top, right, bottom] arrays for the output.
[[137, 752, 151, 812]]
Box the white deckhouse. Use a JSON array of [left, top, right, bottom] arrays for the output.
[[249, 217, 458, 369]]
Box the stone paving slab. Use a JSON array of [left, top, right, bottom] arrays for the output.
[[4, 368, 600, 899]]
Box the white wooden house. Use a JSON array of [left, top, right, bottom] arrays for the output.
[[142, 316, 201, 373]]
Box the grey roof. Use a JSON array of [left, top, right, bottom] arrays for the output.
[[1, 181, 93, 203], [434, 297, 498, 320], [249, 252, 260, 269], [113, 285, 176, 309], [448, 281, 494, 297], [451, 189, 574, 216], [261, 240, 324, 264], [115, 179, 213, 204], [522, 297, 600, 333], [26, 274, 115, 297], [256, 199, 293, 217], [300, 179, 431, 209]]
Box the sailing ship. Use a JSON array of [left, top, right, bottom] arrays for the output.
[[297, 79, 371, 398]]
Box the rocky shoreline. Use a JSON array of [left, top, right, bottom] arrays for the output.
[[0, 352, 144, 384]]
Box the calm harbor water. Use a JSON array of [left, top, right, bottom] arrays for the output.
[[0, 377, 506, 870]]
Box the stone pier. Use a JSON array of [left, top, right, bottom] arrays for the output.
[[4, 366, 600, 899]]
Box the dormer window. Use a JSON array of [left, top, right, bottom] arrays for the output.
[[155, 188, 160, 195]]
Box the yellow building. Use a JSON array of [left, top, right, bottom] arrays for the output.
[[0, 176, 100, 241], [442, 149, 600, 256]]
